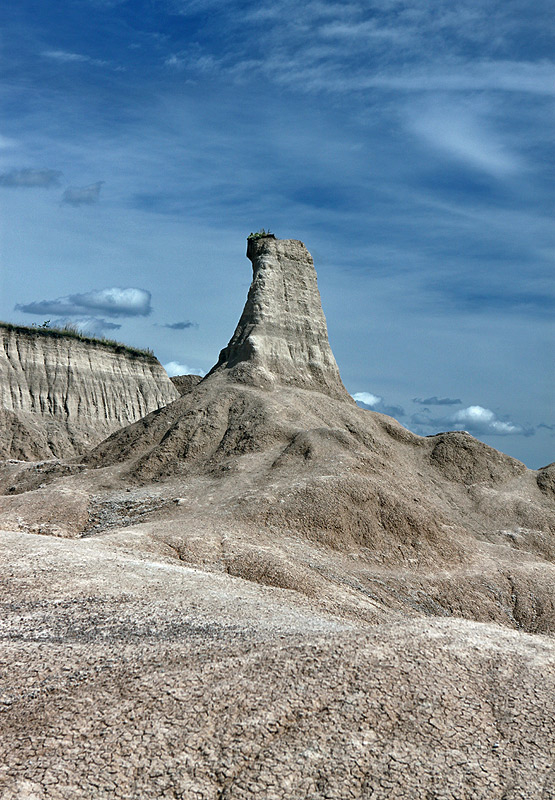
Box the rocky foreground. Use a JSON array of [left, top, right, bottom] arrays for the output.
[[0, 236, 553, 799]]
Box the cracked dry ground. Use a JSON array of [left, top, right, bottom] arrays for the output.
[[1, 532, 554, 800]]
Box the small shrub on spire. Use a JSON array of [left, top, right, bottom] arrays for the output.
[[247, 228, 275, 240]]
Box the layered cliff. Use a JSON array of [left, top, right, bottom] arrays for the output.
[[0, 324, 179, 459]]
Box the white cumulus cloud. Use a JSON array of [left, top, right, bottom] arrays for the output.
[[16, 287, 152, 318], [451, 405, 524, 435], [163, 361, 205, 377], [410, 404, 532, 438], [352, 392, 382, 407], [352, 392, 405, 418]]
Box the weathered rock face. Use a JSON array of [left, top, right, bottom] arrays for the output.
[[170, 374, 203, 396], [0, 325, 179, 459], [208, 236, 351, 400]]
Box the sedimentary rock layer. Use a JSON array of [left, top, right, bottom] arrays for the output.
[[209, 236, 351, 399], [0, 325, 179, 459]]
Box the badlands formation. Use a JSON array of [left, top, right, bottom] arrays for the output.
[[0, 323, 179, 460], [0, 236, 554, 799]]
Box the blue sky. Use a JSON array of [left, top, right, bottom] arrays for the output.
[[1, 0, 553, 467]]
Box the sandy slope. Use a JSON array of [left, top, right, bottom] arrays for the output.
[[1, 529, 554, 800]]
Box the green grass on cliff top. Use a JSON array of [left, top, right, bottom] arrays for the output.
[[0, 321, 157, 361]]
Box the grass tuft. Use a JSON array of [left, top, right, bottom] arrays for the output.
[[0, 321, 157, 360], [247, 228, 275, 240]]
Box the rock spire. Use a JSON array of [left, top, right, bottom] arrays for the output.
[[208, 236, 351, 400]]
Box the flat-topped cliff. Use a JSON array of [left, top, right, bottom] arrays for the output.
[[0, 324, 179, 459]]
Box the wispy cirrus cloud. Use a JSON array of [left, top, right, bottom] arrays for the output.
[[16, 287, 152, 318], [0, 168, 62, 188], [176, 0, 555, 97], [257, 57, 555, 96], [171, 0, 230, 15], [164, 51, 220, 74], [407, 99, 524, 177], [42, 50, 109, 67], [425, 275, 555, 318], [0, 135, 18, 149], [319, 19, 410, 43], [157, 0, 554, 98]]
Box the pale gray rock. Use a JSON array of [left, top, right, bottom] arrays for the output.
[[0, 325, 179, 459], [0, 531, 554, 800], [208, 236, 351, 399]]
